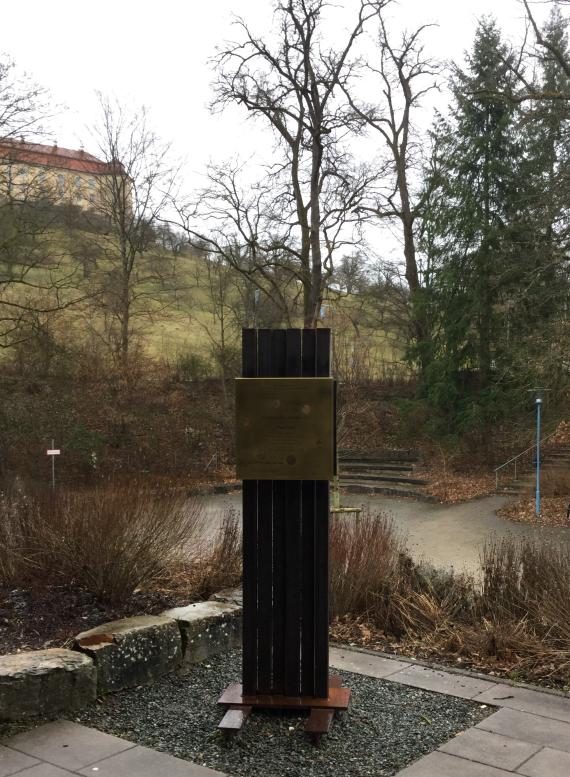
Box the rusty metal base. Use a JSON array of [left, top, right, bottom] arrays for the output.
[[217, 675, 350, 742]]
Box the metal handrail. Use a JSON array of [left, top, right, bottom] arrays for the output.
[[494, 428, 559, 491]]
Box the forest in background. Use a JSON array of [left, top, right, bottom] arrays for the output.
[[1, 0, 569, 482]]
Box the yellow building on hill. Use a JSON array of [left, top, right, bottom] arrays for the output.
[[0, 139, 114, 210]]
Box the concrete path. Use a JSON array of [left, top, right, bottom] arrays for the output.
[[200, 492, 570, 575], [4, 647, 570, 776], [0, 720, 224, 776], [330, 647, 570, 776], [352, 493, 570, 575]]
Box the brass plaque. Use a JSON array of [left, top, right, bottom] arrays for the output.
[[235, 377, 335, 480]]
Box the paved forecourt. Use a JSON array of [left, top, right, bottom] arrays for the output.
[[331, 647, 570, 776], [0, 720, 224, 777], [3, 647, 570, 777]]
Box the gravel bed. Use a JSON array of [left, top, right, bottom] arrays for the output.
[[76, 649, 491, 777]]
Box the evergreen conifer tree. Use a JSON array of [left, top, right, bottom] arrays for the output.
[[418, 18, 525, 434]]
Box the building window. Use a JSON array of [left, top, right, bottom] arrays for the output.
[[89, 193, 95, 203], [88, 178, 95, 188], [74, 175, 81, 186]]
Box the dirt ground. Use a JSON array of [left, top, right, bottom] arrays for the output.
[[497, 496, 570, 527], [0, 584, 195, 654]]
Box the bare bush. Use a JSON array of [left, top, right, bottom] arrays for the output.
[[0, 482, 206, 604], [179, 508, 242, 600], [330, 511, 408, 632], [480, 537, 570, 649], [331, 511, 570, 683], [0, 484, 41, 584]]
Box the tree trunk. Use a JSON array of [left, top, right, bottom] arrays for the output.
[[119, 262, 130, 369], [306, 139, 324, 328]]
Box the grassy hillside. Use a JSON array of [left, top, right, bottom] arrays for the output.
[[1, 222, 410, 378]]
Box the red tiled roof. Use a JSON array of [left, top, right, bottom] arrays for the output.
[[0, 140, 112, 175]]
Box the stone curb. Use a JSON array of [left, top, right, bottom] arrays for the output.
[[0, 649, 97, 722], [330, 642, 570, 700], [4, 599, 568, 722], [75, 615, 183, 695], [0, 591, 243, 721], [162, 601, 241, 666]]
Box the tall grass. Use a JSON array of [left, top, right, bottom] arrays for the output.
[[0, 481, 237, 604], [178, 509, 242, 600], [331, 510, 570, 683]]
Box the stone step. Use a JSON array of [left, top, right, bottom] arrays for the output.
[[339, 451, 419, 463], [340, 462, 416, 473], [502, 484, 533, 494], [339, 473, 429, 486], [341, 482, 437, 501]]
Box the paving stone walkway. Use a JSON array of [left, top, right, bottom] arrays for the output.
[[3, 648, 570, 776], [331, 647, 570, 776]]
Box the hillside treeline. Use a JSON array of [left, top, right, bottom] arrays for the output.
[[1, 2, 569, 472]]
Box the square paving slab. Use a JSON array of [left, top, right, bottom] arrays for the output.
[[516, 746, 570, 777], [0, 743, 40, 776], [477, 707, 570, 754], [77, 745, 224, 777], [475, 683, 570, 723], [8, 766, 81, 777], [438, 727, 540, 771], [329, 647, 411, 678], [396, 751, 514, 776], [388, 664, 499, 699], [3, 721, 134, 771]]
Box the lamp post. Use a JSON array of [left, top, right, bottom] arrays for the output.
[[535, 395, 542, 520]]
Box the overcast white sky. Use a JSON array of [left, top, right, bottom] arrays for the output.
[[2, 0, 551, 166], [1, 0, 555, 261]]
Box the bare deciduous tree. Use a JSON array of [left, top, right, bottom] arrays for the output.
[[82, 94, 178, 368], [343, 11, 439, 357], [0, 57, 49, 141], [176, 0, 389, 327], [0, 57, 84, 350]]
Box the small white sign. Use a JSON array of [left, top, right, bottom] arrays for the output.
[[47, 449, 61, 456]]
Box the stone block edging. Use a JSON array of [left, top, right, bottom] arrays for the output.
[[0, 649, 96, 721], [75, 615, 183, 694], [0, 594, 242, 721], [162, 601, 241, 666]]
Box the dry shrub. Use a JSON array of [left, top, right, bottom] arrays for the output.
[[480, 537, 570, 647], [330, 511, 406, 630], [330, 511, 474, 639], [331, 511, 570, 683], [0, 481, 206, 604], [180, 509, 242, 600], [541, 468, 570, 497], [0, 484, 42, 584]]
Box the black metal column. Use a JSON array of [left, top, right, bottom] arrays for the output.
[[241, 328, 331, 698]]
